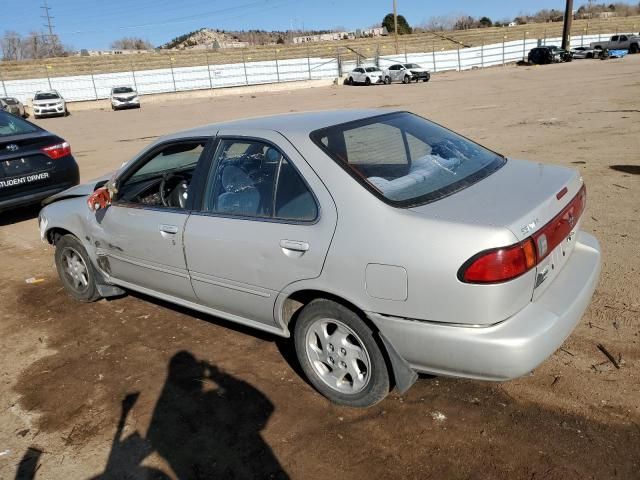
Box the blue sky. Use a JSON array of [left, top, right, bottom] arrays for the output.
[[5, 0, 579, 49]]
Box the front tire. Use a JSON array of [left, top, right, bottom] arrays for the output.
[[54, 235, 101, 303], [384, 76, 391, 85], [402, 75, 411, 84], [365, 77, 371, 86], [294, 299, 390, 407]]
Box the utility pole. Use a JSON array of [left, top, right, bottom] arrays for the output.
[[393, 0, 399, 54], [41, 0, 58, 56], [561, 0, 573, 50]]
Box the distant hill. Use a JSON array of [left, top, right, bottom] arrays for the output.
[[160, 27, 332, 50]]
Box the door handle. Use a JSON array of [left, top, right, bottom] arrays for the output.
[[280, 240, 309, 252], [159, 224, 179, 235]]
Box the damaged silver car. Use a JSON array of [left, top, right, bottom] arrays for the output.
[[39, 110, 601, 407]]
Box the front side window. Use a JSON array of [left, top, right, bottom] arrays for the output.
[[311, 112, 505, 207], [117, 140, 205, 209], [204, 139, 317, 222]]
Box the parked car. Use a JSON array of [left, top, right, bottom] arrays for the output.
[[590, 34, 640, 53], [32, 90, 68, 119], [386, 63, 431, 84], [0, 110, 79, 213], [570, 46, 601, 59], [39, 110, 601, 407], [345, 67, 384, 85], [0, 97, 27, 117], [528, 46, 572, 64], [110, 86, 140, 110]]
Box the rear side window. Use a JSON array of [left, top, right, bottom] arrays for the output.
[[310, 112, 505, 207], [204, 139, 317, 222], [0, 112, 38, 137]]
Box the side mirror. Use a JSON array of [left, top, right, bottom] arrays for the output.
[[87, 186, 113, 212]]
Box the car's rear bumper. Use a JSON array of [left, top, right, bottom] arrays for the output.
[[367, 231, 601, 381]]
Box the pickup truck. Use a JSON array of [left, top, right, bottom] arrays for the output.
[[590, 34, 640, 53]]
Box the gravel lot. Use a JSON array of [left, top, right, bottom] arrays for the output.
[[1, 56, 639, 480]]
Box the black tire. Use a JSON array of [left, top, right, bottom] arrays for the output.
[[365, 77, 371, 86], [402, 75, 411, 84], [587, 52, 593, 59], [347, 77, 354, 85], [54, 234, 101, 303], [294, 299, 390, 407], [630, 43, 639, 54], [384, 76, 391, 85], [423, 73, 430, 82]]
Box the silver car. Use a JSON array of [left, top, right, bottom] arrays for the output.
[[0, 97, 27, 117], [386, 63, 431, 84], [39, 110, 601, 407]]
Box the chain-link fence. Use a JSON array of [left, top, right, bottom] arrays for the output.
[[1, 17, 638, 103]]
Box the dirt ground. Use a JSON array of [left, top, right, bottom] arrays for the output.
[[1, 56, 639, 480]]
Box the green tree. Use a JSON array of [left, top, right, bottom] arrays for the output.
[[382, 13, 412, 35], [479, 16, 492, 27]]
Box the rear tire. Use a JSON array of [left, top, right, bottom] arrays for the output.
[[54, 234, 101, 303], [384, 76, 391, 85], [630, 43, 639, 54], [294, 299, 390, 407], [365, 77, 371, 86]]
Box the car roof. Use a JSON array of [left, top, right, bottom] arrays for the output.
[[164, 109, 398, 139]]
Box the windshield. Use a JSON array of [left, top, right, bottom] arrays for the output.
[[112, 87, 134, 94], [0, 111, 39, 136], [310, 112, 505, 207], [365, 67, 380, 72], [404, 64, 420, 69], [34, 92, 60, 100], [2, 98, 18, 105]]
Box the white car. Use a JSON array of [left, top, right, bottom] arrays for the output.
[[32, 90, 67, 119], [385, 63, 431, 84], [345, 67, 385, 86], [110, 86, 140, 110], [570, 46, 600, 59]]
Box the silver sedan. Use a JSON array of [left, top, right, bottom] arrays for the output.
[[39, 110, 601, 407]]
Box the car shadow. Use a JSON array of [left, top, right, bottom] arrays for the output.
[[610, 164, 640, 175], [16, 351, 289, 480], [0, 204, 40, 227]]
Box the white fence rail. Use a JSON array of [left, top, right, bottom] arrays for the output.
[[0, 32, 626, 104]]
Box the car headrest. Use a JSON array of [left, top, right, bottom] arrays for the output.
[[264, 147, 281, 163], [221, 165, 255, 193]]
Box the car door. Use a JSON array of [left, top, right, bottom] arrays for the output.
[[183, 130, 337, 328], [93, 138, 210, 301], [618, 35, 628, 48], [355, 68, 365, 82]]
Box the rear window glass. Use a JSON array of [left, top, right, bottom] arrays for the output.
[[34, 92, 60, 100], [0, 112, 38, 136], [310, 112, 505, 207]]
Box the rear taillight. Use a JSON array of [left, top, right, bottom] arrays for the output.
[[459, 238, 537, 284], [41, 141, 71, 160], [459, 185, 586, 284]]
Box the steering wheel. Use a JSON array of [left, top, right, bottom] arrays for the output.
[[160, 173, 188, 208]]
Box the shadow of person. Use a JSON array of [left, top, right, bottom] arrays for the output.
[[14, 447, 43, 480], [146, 351, 288, 480], [90, 392, 170, 480]]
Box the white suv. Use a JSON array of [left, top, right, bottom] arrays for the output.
[[32, 90, 67, 119], [110, 86, 140, 110]]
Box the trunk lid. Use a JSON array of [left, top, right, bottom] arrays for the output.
[[0, 132, 62, 186], [411, 158, 585, 295], [410, 159, 582, 242]]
